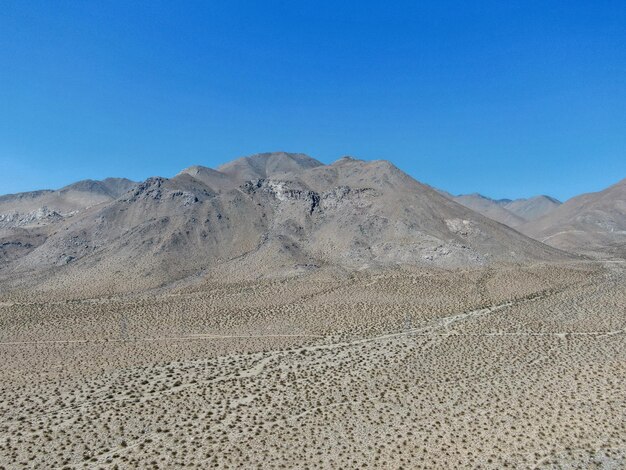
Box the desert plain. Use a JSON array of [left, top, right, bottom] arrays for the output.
[[0, 153, 625, 469], [1, 259, 625, 469]]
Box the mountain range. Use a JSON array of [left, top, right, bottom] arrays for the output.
[[0, 152, 623, 296], [520, 178, 626, 257], [448, 193, 562, 228]]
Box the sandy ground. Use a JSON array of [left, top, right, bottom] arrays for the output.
[[0, 261, 624, 469]]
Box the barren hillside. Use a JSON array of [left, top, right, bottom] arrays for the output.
[[451, 193, 561, 228], [503, 195, 561, 221], [453, 193, 526, 227], [0, 153, 570, 297], [520, 178, 626, 258]]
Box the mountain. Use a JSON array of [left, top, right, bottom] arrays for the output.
[[0, 177, 136, 271], [0, 177, 136, 229], [520, 178, 626, 258], [452, 194, 527, 227], [502, 196, 561, 221], [177, 166, 236, 192], [217, 152, 323, 181], [61, 177, 136, 198], [449, 193, 561, 228], [0, 153, 570, 297]]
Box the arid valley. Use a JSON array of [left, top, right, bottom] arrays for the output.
[[3, 2, 626, 467], [0, 153, 625, 468]]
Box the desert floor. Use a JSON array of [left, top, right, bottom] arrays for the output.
[[0, 261, 625, 469]]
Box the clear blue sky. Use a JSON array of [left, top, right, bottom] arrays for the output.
[[1, 1, 625, 201]]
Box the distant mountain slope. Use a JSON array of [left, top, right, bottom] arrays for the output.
[[453, 194, 527, 227], [217, 152, 323, 181], [449, 192, 561, 228], [0, 177, 136, 229], [177, 166, 235, 191], [61, 177, 136, 198], [502, 196, 561, 221], [520, 178, 626, 258]]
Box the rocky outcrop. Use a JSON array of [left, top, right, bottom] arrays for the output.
[[0, 207, 64, 228]]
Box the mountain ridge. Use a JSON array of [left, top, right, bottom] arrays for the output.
[[520, 177, 626, 258], [0, 152, 572, 297], [447, 192, 562, 228]]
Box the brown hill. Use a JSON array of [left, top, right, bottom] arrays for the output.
[[217, 152, 323, 181], [503, 196, 561, 221], [453, 194, 527, 227], [520, 178, 626, 258], [450, 193, 561, 228], [0, 177, 136, 229]]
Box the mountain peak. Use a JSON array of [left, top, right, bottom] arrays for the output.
[[218, 152, 322, 181], [333, 155, 363, 164]]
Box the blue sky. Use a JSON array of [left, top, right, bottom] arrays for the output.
[[1, 1, 625, 201]]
